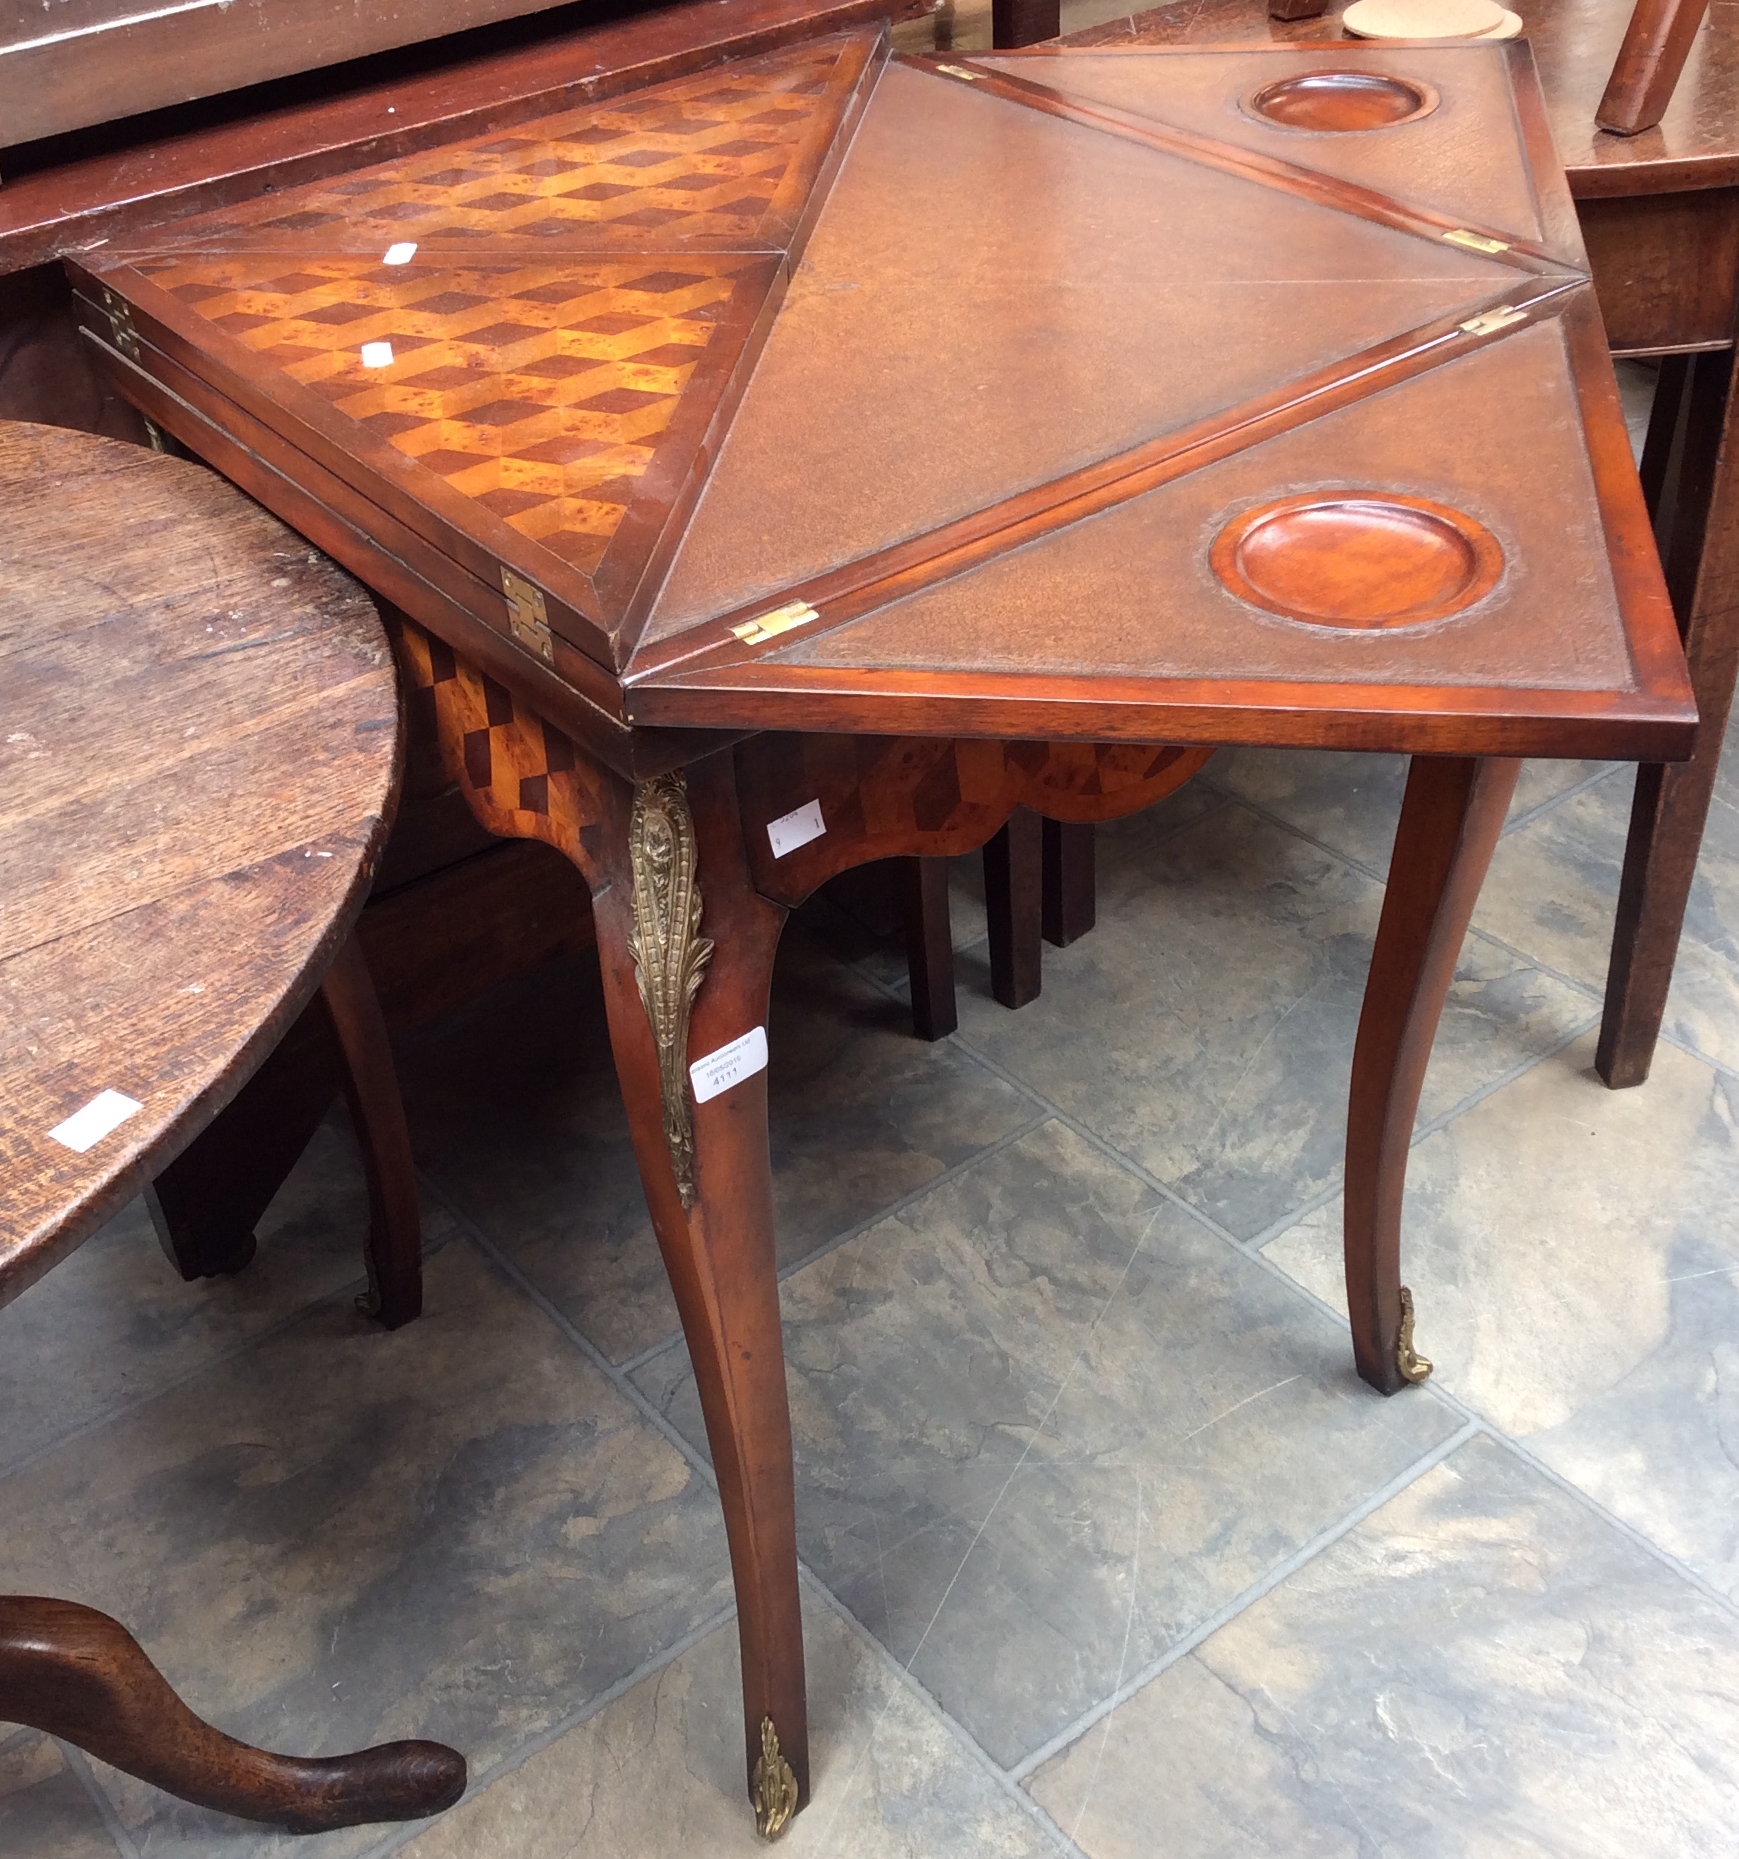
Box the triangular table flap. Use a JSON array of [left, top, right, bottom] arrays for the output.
[[137, 30, 881, 259], [106, 248, 785, 648], [973, 45, 1564, 257], [641, 56, 1522, 647], [644, 313, 1687, 751]]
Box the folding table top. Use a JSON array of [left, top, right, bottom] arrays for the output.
[[71, 27, 1695, 768]]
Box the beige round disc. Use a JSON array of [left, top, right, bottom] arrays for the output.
[[1342, 0, 1507, 38]]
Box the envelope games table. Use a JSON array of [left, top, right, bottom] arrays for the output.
[[69, 27, 1696, 1834]]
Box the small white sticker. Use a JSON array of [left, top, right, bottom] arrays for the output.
[[766, 799, 825, 859], [361, 341, 394, 368], [50, 1090, 142, 1153], [690, 1026, 768, 1105], [383, 242, 418, 265]]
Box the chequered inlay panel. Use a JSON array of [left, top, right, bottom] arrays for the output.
[[393, 615, 602, 857], [164, 38, 849, 251], [136, 255, 756, 573]]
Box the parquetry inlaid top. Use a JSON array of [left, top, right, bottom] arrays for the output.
[[71, 28, 1695, 768]]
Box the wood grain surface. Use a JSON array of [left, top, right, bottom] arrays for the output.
[[0, 421, 400, 1304]]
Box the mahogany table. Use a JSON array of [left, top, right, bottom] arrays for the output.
[[65, 29, 1696, 1834], [0, 421, 462, 1831], [1059, 0, 1739, 1092]]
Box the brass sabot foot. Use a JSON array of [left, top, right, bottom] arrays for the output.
[[753, 1716, 798, 1840], [1396, 1285, 1433, 1384]]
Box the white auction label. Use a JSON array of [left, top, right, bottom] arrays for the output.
[[50, 1089, 142, 1153], [689, 1025, 768, 1105], [360, 341, 395, 368], [383, 242, 419, 265], [766, 798, 825, 859]]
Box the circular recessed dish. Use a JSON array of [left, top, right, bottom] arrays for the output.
[[1246, 70, 1438, 132], [1211, 493, 1503, 629]]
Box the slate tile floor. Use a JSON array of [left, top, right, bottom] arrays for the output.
[[10, 337, 1738, 1859]]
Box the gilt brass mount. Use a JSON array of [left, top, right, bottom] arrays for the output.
[[627, 773, 714, 1209], [1396, 1285, 1433, 1384], [753, 1716, 799, 1840]]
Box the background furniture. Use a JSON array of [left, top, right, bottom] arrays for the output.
[[0, 419, 461, 1828], [1061, 0, 1739, 1091], [71, 33, 1694, 1834]]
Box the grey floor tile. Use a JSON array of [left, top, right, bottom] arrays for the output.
[[398, 927, 1031, 1364], [635, 1121, 1460, 1769], [954, 803, 1591, 1238], [0, 1241, 729, 1859], [1208, 746, 1617, 879], [1476, 764, 1739, 1073], [1267, 1031, 1739, 1598], [399, 1589, 1061, 1859], [1027, 1434, 1739, 1859], [0, 1730, 117, 1859], [0, 1118, 457, 1476]]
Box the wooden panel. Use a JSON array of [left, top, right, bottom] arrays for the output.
[[1580, 186, 1739, 353], [1, 0, 594, 150], [0, 0, 899, 275]]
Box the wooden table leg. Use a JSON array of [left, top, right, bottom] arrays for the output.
[[984, 806, 1043, 1009], [1042, 818, 1096, 949], [0, 1596, 464, 1831], [1345, 756, 1521, 1395], [321, 931, 423, 1329], [903, 858, 959, 1041], [1599, 344, 1739, 1087], [587, 755, 807, 1834], [391, 622, 806, 1832]]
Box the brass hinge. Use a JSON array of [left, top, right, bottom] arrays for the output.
[[501, 567, 553, 663], [101, 288, 140, 361], [731, 600, 817, 646], [1459, 305, 1529, 337], [936, 62, 980, 80], [1443, 228, 1510, 255]]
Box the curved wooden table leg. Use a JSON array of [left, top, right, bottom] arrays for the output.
[[1599, 345, 1739, 1088], [588, 754, 807, 1833], [321, 931, 423, 1329], [0, 1596, 464, 1831], [1345, 756, 1520, 1395]]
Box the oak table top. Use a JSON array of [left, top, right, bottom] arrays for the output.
[[0, 421, 401, 1303]]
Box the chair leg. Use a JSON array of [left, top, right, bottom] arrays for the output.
[[984, 807, 1044, 1009], [991, 0, 1058, 45], [0, 1596, 464, 1831], [1042, 819, 1096, 948], [903, 858, 958, 1041], [1345, 756, 1520, 1394], [1598, 345, 1739, 1088], [320, 931, 423, 1329]]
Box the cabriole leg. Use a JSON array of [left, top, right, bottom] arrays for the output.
[[1345, 755, 1520, 1394], [589, 754, 807, 1835]]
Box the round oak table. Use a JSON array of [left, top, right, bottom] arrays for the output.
[[0, 421, 462, 1833]]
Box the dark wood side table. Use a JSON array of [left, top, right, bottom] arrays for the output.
[[0, 421, 463, 1832], [1061, 0, 1739, 1089], [65, 31, 1696, 1834]]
